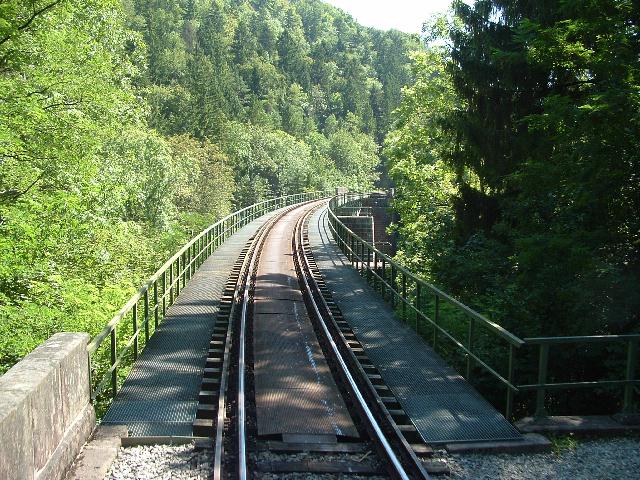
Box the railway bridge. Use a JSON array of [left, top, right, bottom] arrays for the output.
[[1, 192, 637, 480]]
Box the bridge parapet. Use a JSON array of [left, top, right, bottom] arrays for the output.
[[0, 333, 94, 480]]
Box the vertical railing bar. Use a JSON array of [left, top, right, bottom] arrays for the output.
[[506, 344, 515, 420], [170, 261, 175, 305], [176, 256, 181, 297], [623, 338, 638, 414], [144, 289, 150, 344], [415, 281, 421, 333], [391, 265, 397, 308], [433, 295, 440, 351], [153, 281, 159, 329], [382, 258, 386, 301], [373, 249, 378, 292], [466, 317, 475, 381], [401, 272, 407, 319], [110, 327, 117, 398], [162, 272, 167, 317], [133, 303, 138, 361], [350, 235, 354, 264], [535, 344, 550, 418]]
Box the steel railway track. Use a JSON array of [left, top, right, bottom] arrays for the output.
[[201, 201, 433, 479]]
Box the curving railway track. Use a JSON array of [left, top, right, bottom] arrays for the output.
[[195, 200, 432, 479]]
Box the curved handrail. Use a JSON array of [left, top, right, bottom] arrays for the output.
[[88, 191, 326, 401], [327, 194, 524, 347], [327, 193, 639, 419]]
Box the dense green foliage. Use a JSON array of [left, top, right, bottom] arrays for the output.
[[131, 0, 420, 198], [387, 1, 640, 413], [0, 0, 419, 373]]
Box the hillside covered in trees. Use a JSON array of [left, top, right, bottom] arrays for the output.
[[0, 0, 420, 373]]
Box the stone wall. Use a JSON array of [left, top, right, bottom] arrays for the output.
[[0, 333, 96, 480]]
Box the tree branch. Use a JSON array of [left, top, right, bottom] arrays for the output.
[[0, 171, 46, 203], [0, 1, 63, 47], [43, 98, 82, 110]]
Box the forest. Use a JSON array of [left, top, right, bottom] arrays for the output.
[[0, 0, 418, 373], [1, 0, 638, 417]]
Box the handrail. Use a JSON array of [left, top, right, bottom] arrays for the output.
[[330, 195, 524, 347], [88, 191, 326, 403], [520, 335, 638, 417], [327, 193, 638, 419], [524, 335, 640, 344]]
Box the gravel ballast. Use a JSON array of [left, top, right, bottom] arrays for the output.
[[105, 444, 211, 480], [434, 437, 640, 480], [104, 437, 640, 479]]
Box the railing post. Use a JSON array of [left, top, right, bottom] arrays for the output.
[[144, 289, 150, 343], [535, 344, 550, 418], [623, 338, 638, 414], [161, 272, 166, 316], [110, 328, 117, 398], [381, 258, 387, 300], [184, 251, 189, 285], [132, 304, 138, 360], [350, 235, 355, 264], [373, 250, 378, 291], [433, 295, 440, 350], [506, 344, 515, 420], [153, 280, 159, 329], [415, 282, 421, 333], [391, 265, 397, 308], [401, 273, 407, 319], [466, 317, 476, 380], [176, 257, 181, 297], [170, 262, 175, 305], [184, 251, 189, 282]]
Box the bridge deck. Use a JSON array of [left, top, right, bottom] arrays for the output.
[[102, 209, 285, 437], [309, 206, 523, 444], [253, 203, 358, 439]]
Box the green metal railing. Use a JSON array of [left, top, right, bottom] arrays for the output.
[[520, 336, 639, 418], [328, 193, 639, 419], [88, 192, 325, 403]]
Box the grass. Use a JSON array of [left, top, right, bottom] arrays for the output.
[[549, 433, 580, 455]]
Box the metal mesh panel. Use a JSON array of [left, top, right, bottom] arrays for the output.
[[102, 210, 286, 437], [309, 208, 522, 444], [253, 208, 358, 439]]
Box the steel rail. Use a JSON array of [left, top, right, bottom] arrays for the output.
[[210, 200, 319, 480], [293, 207, 430, 480], [212, 230, 262, 480], [233, 201, 322, 480], [236, 215, 276, 480]]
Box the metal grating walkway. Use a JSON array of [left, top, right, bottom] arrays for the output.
[[309, 206, 523, 444], [253, 204, 358, 439], [102, 209, 286, 437]]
